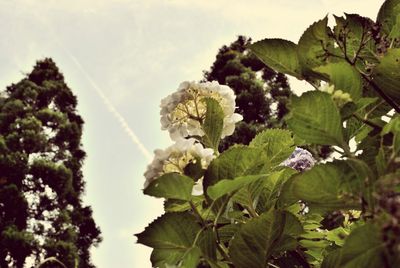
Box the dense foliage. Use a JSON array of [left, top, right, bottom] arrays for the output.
[[203, 36, 292, 151], [0, 59, 101, 268], [138, 0, 400, 267]]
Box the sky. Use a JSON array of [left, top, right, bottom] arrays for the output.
[[0, 0, 384, 267]]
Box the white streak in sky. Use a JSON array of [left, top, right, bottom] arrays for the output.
[[66, 52, 153, 161], [30, 9, 153, 161]]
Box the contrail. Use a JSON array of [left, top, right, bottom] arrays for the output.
[[30, 9, 153, 161], [66, 52, 153, 161]]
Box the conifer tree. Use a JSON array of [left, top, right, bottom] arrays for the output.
[[0, 59, 101, 268]]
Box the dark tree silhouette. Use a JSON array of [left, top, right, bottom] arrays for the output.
[[0, 59, 101, 268]]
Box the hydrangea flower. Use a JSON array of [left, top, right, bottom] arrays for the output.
[[160, 81, 243, 141], [143, 138, 215, 195], [282, 147, 316, 172]]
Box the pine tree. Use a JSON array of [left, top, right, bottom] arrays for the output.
[[203, 36, 292, 151], [0, 59, 101, 268]]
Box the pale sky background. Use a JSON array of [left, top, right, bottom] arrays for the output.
[[0, 0, 384, 267]]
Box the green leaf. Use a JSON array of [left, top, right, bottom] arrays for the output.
[[333, 14, 377, 65], [389, 10, 400, 38], [322, 249, 343, 268], [355, 97, 379, 112], [151, 247, 202, 268], [372, 48, 400, 106], [382, 115, 400, 155], [151, 249, 185, 268], [377, 0, 400, 36], [249, 129, 295, 167], [218, 224, 241, 244], [297, 17, 334, 78], [136, 212, 200, 250], [279, 162, 360, 211], [180, 247, 201, 268], [197, 229, 217, 262], [203, 145, 265, 191], [144, 173, 194, 201], [286, 91, 344, 146], [314, 62, 362, 101], [202, 98, 224, 150], [164, 196, 203, 213], [273, 211, 304, 253], [339, 224, 385, 268], [250, 38, 302, 79], [257, 168, 297, 212], [341, 102, 357, 120], [141, 213, 203, 267], [231, 178, 265, 213], [282, 211, 304, 237], [326, 227, 349, 247], [229, 210, 286, 268], [207, 174, 267, 200]]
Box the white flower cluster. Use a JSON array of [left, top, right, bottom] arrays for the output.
[[144, 138, 215, 194], [319, 83, 352, 107], [160, 81, 243, 141]]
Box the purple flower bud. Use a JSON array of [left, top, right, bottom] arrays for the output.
[[282, 147, 316, 172]]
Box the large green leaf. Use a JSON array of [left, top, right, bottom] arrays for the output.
[[197, 228, 217, 262], [202, 98, 224, 150], [180, 247, 201, 268], [372, 48, 400, 106], [144, 173, 194, 201], [382, 115, 400, 155], [151, 249, 185, 268], [314, 61, 362, 101], [203, 145, 265, 191], [164, 197, 203, 213], [229, 210, 286, 268], [231, 178, 265, 214], [377, 0, 400, 36], [257, 168, 297, 212], [250, 38, 302, 79], [286, 91, 344, 146], [249, 129, 295, 167], [279, 162, 360, 211], [297, 17, 334, 78], [339, 224, 385, 268], [151, 247, 201, 268], [207, 174, 267, 200], [136, 212, 200, 248], [389, 10, 400, 38], [136, 212, 201, 267], [322, 249, 343, 268], [333, 14, 377, 65]]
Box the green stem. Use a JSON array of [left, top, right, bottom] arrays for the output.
[[341, 142, 355, 158], [267, 262, 281, 268], [244, 204, 259, 218], [352, 113, 382, 130], [190, 200, 206, 226], [364, 100, 386, 119], [216, 243, 231, 263], [360, 73, 400, 113], [212, 195, 233, 263], [191, 198, 232, 263]]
